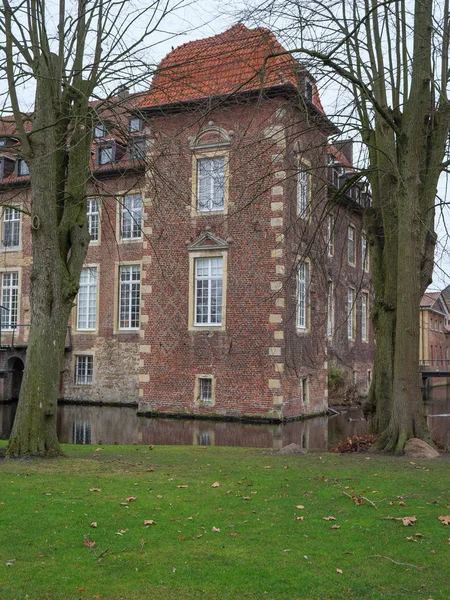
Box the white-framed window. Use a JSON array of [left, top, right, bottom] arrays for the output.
[[98, 145, 113, 165], [297, 261, 309, 330], [121, 194, 142, 240], [94, 123, 106, 138], [327, 280, 333, 338], [327, 214, 334, 257], [75, 355, 93, 385], [348, 225, 355, 265], [194, 257, 223, 326], [129, 117, 142, 133], [197, 157, 225, 212], [77, 267, 97, 331], [119, 265, 140, 329], [87, 199, 99, 242], [361, 291, 369, 342], [362, 234, 369, 272], [1, 272, 18, 329], [297, 165, 310, 216], [2, 207, 20, 248], [348, 287, 356, 340], [17, 159, 29, 176]]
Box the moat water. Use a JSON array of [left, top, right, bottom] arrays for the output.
[[1, 387, 449, 450]]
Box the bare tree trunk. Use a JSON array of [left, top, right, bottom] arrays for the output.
[[7, 56, 91, 457]]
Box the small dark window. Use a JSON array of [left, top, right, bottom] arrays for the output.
[[17, 159, 29, 176], [129, 138, 146, 160], [301, 376, 308, 404], [129, 118, 142, 133], [304, 78, 314, 103], [94, 123, 106, 138], [199, 377, 212, 403]]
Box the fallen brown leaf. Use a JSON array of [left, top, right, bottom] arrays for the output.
[[144, 520, 156, 525], [177, 485, 188, 488], [89, 488, 102, 492], [323, 516, 337, 521], [296, 505, 304, 509], [211, 526, 220, 532], [438, 515, 450, 525], [336, 568, 343, 574], [395, 516, 416, 526], [83, 538, 96, 548], [126, 497, 136, 503], [330, 525, 340, 529], [211, 482, 221, 488], [90, 522, 98, 528]]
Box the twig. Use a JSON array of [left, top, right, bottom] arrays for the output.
[[368, 555, 425, 571], [342, 491, 377, 508], [361, 496, 378, 509]]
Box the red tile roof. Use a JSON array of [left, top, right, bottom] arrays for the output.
[[420, 291, 441, 308], [137, 24, 324, 111]]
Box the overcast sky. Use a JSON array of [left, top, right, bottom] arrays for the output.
[[1, 0, 449, 290]]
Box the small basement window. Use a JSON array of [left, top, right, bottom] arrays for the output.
[[75, 355, 93, 385], [199, 377, 212, 402]]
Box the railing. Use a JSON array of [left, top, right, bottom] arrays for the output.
[[0, 306, 72, 350], [328, 166, 371, 209], [419, 359, 450, 370]]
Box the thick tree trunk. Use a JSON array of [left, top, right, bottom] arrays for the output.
[[377, 187, 428, 453], [7, 55, 91, 457]]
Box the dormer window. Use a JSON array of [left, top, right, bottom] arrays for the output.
[[17, 159, 29, 176], [0, 156, 15, 180], [304, 78, 314, 103], [129, 118, 142, 133], [94, 123, 106, 138], [98, 145, 113, 165], [0, 139, 5, 147]]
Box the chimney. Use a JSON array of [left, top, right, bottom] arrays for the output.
[[334, 139, 353, 166], [117, 86, 129, 101]]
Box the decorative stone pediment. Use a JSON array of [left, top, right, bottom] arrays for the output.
[[189, 126, 232, 151], [187, 230, 231, 251]]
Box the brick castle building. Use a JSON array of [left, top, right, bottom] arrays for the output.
[[0, 24, 374, 420]]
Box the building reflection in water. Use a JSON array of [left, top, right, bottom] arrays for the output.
[[0, 393, 449, 450]]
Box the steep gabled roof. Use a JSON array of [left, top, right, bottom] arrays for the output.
[[137, 24, 324, 111], [420, 291, 441, 308], [420, 291, 449, 315]]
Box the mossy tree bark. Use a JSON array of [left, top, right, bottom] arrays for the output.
[[7, 54, 92, 457]]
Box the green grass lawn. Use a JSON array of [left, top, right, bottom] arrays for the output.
[[0, 443, 449, 600]]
